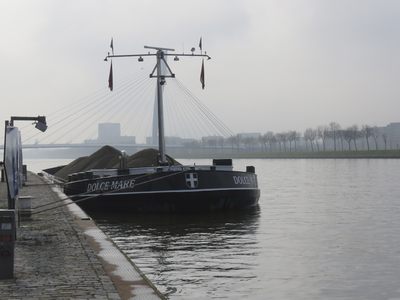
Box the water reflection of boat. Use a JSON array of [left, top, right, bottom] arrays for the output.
[[58, 45, 260, 213], [90, 204, 261, 236], [90, 206, 261, 298]]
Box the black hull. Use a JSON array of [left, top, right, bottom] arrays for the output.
[[64, 169, 260, 213], [73, 189, 260, 213]]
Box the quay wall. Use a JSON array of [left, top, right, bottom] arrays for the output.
[[0, 172, 165, 300]]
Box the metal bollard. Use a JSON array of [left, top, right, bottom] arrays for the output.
[[22, 165, 27, 182], [18, 196, 33, 219], [0, 210, 16, 279]]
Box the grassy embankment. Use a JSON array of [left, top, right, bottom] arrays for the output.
[[175, 149, 400, 159]]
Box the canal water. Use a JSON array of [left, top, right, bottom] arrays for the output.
[[27, 158, 400, 300]]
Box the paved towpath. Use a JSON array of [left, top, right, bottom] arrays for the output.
[[0, 172, 165, 300]]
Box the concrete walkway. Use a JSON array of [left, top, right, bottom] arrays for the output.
[[0, 172, 165, 300]]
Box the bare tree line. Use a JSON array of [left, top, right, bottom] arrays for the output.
[[183, 122, 388, 153], [259, 122, 385, 152], [302, 123, 384, 152]]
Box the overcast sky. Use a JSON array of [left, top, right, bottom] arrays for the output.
[[1, 0, 400, 144]]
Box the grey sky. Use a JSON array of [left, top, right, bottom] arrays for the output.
[[1, 0, 399, 143]]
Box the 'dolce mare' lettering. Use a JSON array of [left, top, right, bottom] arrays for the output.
[[87, 179, 135, 192], [87, 182, 110, 192], [233, 176, 253, 185]]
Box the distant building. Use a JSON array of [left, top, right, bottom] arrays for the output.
[[238, 133, 261, 139], [202, 135, 224, 145], [146, 136, 196, 146], [378, 122, 400, 150], [165, 136, 184, 145], [84, 123, 136, 144], [182, 138, 196, 145], [98, 123, 120, 144]]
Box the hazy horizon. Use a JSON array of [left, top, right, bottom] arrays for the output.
[[1, 1, 400, 144]]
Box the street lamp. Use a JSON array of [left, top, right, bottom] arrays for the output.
[[10, 116, 47, 132]]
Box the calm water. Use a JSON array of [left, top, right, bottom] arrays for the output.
[[29, 158, 400, 299]]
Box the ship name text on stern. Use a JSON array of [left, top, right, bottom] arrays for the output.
[[233, 175, 257, 185], [86, 179, 136, 192]]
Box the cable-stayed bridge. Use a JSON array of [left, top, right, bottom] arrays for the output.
[[1, 65, 234, 155]]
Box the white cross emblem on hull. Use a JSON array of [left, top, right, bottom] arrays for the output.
[[185, 173, 198, 188]]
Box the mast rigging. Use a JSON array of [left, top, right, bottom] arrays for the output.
[[104, 43, 211, 165]]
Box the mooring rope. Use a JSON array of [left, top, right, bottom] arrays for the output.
[[31, 168, 188, 215], [32, 170, 163, 210]]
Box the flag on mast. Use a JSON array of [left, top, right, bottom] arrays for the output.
[[199, 37, 202, 54], [110, 37, 114, 55], [200, 58, 205, 89], [108, 61, 113, 91]]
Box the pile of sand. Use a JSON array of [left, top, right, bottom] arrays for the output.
[[124, 148, 181, 168], [54, 145, 180, 180]]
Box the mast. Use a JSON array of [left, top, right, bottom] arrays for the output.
[[104, 44, 211, 165], [155, 49, 167, 164], [152, 51, 168, 146]]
